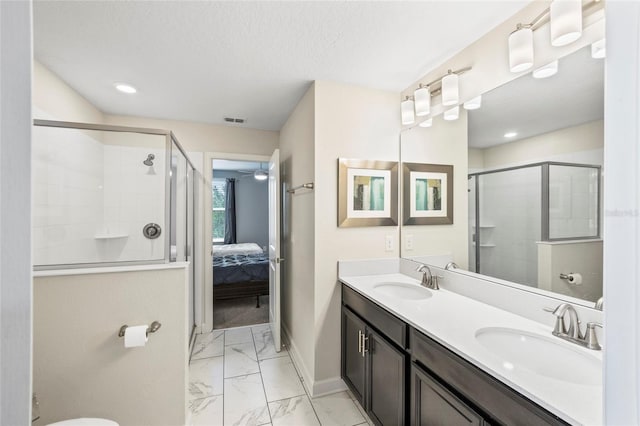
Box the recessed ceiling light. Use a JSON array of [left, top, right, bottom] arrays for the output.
[[504, 132, 518, 138], [114, 83, 137, 94]]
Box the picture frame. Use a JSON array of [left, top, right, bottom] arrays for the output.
[[338, 158, 398, 227], [402, 162, 453, 225]]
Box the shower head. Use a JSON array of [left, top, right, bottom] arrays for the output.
[[143, 154, 155, 166]]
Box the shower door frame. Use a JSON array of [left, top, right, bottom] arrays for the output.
[[468, 161, 601, 275]]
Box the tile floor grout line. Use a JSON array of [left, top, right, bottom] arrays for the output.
[[252, 325, 275, 426]]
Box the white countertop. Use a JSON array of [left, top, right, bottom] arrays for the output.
[[339, 272, 602, 426]]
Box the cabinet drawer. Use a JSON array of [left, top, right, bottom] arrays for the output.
[[410, 328, 568, 426], [342, 284, 407, 349]]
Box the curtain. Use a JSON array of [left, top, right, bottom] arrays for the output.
[[224, 178, 237, 244]]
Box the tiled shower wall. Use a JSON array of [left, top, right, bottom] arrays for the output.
[[33, 126, 165, 266]]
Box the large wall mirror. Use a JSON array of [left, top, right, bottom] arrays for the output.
[[400, 45, 604, 308]]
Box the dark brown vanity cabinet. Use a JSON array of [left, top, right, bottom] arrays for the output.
[[341, 286, 407, 426], [411, 363, 483, 425], [341, 284, 570, 426]]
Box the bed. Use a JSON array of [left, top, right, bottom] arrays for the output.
[[213, 243, 269, 307]]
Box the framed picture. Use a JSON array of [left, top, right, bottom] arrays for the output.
[[338, 158, 398, 227], [403, 163, 453, 225]]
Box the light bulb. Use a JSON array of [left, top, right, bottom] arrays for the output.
[[401, 97, 415, 125], [441, 72, 459, 106]]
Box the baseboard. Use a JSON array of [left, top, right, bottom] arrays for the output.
[[311, 376, 348, 397], [281, 323, 347, 398], [281, 322, 314, 396]]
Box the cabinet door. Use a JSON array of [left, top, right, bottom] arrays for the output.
[[342, 306, 367, 404], [367, 329, 406, 426], [411, 363, 483, 426]]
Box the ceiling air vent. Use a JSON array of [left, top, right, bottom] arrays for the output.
[[224, 117, 245, 124]]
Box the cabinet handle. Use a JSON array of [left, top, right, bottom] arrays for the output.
[[362, 334, 369, 358], [358, 330, 363, 354]]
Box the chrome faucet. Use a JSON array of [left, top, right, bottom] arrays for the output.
[[544, 303, 602, 350], [415, 264, 439, 290]]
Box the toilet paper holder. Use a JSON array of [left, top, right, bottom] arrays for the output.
[[118, 321, 162, 338]]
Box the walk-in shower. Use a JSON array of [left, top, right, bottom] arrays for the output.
[[468, 161, 601, 299], [32, 120, 198, 340]]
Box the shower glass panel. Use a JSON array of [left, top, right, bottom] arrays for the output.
[[32, 124, 168, 267], [548, 164, 599, 239], [469, 162, 600, 289], [476, 166, 542, 286], [32, 121, 197, 271]]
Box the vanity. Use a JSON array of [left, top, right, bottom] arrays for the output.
[[339, 264, 602, 426]]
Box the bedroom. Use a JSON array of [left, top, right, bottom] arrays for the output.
[[211, 159, 270, 329]]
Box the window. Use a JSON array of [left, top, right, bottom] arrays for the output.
[[212, 178, 226, 243]]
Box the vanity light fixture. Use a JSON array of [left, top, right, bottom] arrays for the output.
[[418, 118, 433, 128], [504, 131, 518, 138], [114, 83, 137, 94], [443, 106, 459, 121], [463, 95, 482, 110], [401, 96, 415, 125], [550, 0, 583, 47], [414, 85, 431, 116], [591, 39, 606, 59], [508, 24, 534, 73], [533, 60, 559, 79], [506, 0, 601, 74], [441, 70, 459, 106]]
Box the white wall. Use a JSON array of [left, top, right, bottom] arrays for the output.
[[0, 1, 33, 424], [313, 81, 400, 388], [400, 113, 469, 268], [212, 170, 269, 249], [278, 84, 316, 390], [603, 3, 640, 424], [33, 266, 188, 426]]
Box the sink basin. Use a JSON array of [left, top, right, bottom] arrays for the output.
[[475, 327, 601, 386], [372, 282, 432, 300]]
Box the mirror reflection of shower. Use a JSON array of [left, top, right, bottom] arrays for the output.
[[144, 153, 156, 175]]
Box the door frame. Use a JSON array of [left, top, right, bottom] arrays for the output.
[[202, 152, 271, 333]]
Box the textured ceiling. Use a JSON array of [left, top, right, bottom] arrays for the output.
[[468, 46, 604, 149], [34, 1, 528, 131]]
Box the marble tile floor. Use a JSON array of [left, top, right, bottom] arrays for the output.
[[188, 323, 371, 426]]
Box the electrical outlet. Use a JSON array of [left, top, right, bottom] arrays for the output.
[[385, 235, 394, 252], [406, 234, 413, 250]]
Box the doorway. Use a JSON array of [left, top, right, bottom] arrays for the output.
[[202, 152, 281, 349], [211, 158, 270, 329]]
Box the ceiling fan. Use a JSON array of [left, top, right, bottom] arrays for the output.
[[237, 163, 268, 181]]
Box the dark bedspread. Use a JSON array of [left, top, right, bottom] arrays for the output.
[[213, 253, 269, 285]]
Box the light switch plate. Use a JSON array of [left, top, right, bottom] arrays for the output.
[[406, 234, 413, 250], [385, 235, 394, 252]]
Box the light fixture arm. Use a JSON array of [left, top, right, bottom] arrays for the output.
[[412, 66, 472, 98]]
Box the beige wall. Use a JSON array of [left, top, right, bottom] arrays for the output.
[[480, 120, 604, 170], [400, 112, 469, 268], [33, 266, 188, 426], [34, 61, 105, 124], [103, 114, 278, 156], [313, 81, 400, 387], [279, 84, 316, 386], [538, 240, 603, 302]]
